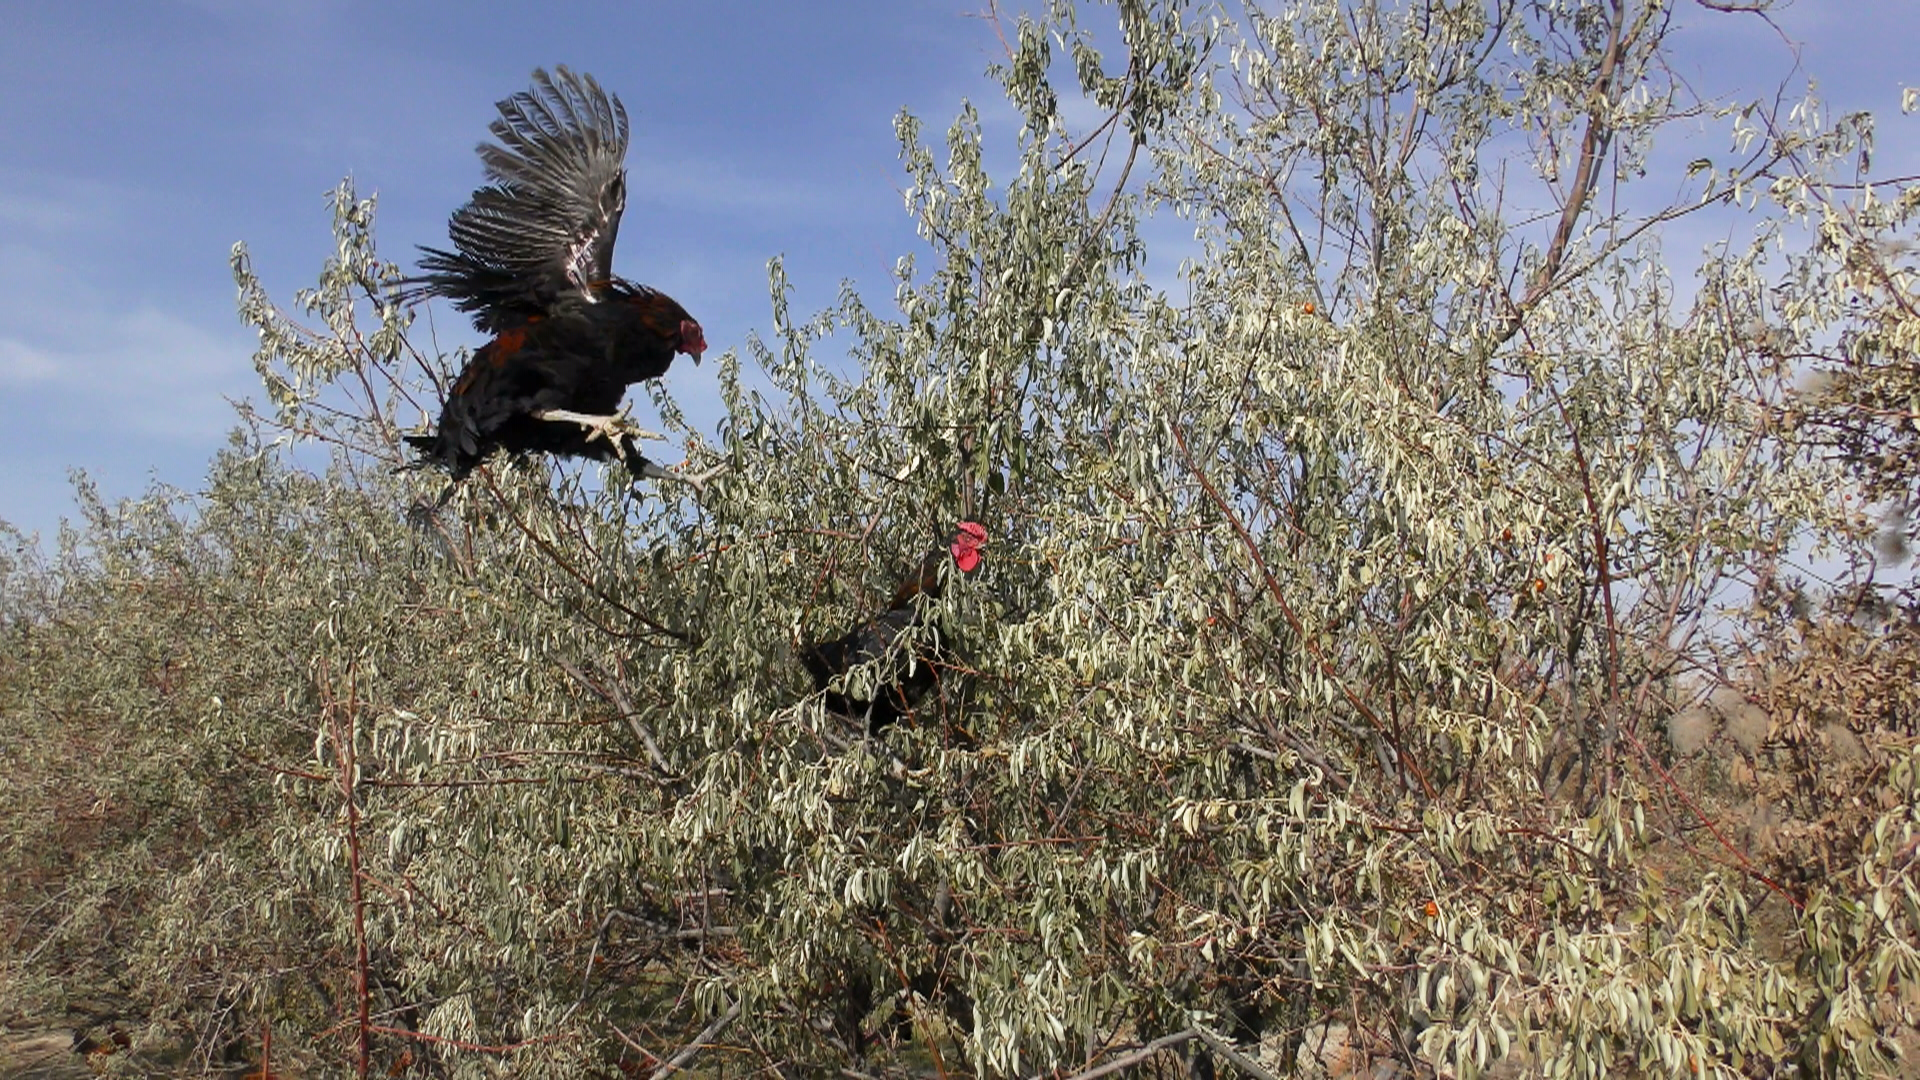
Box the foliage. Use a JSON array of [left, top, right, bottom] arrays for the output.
[[1779, 87, 1920, 551], [5, 1, 1920, 1077]]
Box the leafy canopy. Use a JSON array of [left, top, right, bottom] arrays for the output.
[[5, 1, 1919, 1078]]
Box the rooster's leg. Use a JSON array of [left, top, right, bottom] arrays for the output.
[[531, 409, 665, 445], [527, 410, 719, 497]]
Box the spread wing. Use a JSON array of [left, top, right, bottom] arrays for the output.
[[415, 67, 630, 332]]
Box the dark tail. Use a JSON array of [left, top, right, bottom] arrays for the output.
[[397, 434, 479, 483], [797, 638, 847, 693], [394, 434, 438, 474]]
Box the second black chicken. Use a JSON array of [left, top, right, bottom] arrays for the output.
[[799, 522, 987, 734]]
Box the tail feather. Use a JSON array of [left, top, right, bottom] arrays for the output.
[[398, 432, 479, 484], [395, 433, 440, 473], [798, 637, 851, 692]]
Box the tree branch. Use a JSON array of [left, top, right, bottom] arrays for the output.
[[647, 1000, 742, 1080]]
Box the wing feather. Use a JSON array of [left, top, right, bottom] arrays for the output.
[[414, 66, 630, 331]]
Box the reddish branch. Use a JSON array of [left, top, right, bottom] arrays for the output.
[[1173, 423, 1437, 799], [1498, 0, 1637, 345], [320, 658, 372, 1079]]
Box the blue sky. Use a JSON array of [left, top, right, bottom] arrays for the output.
[[2, 1, 1915, 542]]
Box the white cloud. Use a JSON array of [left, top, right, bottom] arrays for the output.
[[0, 222, 254, 442], [1, 307, 251, 441], [0, 189, 90, 234], [0, 338, 60, 384], [0, 169, 132, 237]]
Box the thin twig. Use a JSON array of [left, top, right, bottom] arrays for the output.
[[552, 657, 674, 776], [323, 659, 373, 1080], [1173, 423, 1437, 799], [1193, 1025, 1282, 1080], [1052, 1029, 1197, 1080], [648, 999, 743, 1080]]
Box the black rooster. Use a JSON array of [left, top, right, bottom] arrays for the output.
[[404, 67, 712, 498], [799, 522, 987, 734]]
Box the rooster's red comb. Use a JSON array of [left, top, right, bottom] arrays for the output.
[[951, 521, 987, 573]]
